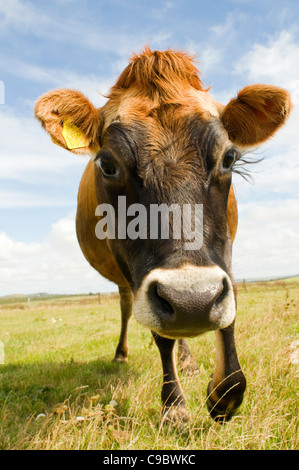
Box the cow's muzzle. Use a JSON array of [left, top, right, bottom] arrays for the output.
[[134, 265, 235, 338]]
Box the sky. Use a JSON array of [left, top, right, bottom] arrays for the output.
[[0, 0, 299, 295]]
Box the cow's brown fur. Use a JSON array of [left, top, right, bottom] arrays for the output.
[[76, 159, 128, 287], [110, 47, 206, 100]]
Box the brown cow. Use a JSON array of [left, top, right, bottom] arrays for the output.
[[35, 48, 291, 422]]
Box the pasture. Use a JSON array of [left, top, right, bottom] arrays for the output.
[[0, 279, 298, 450]]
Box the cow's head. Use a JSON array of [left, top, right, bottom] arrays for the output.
[[35, 48, 291, 339]]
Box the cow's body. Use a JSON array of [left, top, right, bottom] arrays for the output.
[[76, 160, 127, 287], [35, 48, 291, 422]]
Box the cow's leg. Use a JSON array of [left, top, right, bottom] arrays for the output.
[[113, 286, 133, 362], [206, 323, 246, 422], [177, 339, 199, 375], [153, 333, 188, 422]]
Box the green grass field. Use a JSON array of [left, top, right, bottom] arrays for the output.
[[0, 279, 298, 450]]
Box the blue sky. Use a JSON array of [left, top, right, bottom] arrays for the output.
[[0, 0, 299, 295]]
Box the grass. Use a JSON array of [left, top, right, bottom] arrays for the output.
[[0, 280, 298, 450]]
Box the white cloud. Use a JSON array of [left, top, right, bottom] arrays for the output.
[[0, 190, 74, 209], [0, 211, 117, 295], [0, 232, 42, 262], [0, 0, 47, 31], [229, 30, 299, 280], [232, 145, 299, 202], [232, 30, 299, 184], [234, 31, 299, 92], [234, 30, 299, 145], [0, 52, 110, 106], [0, 0, 167, 64], [25, 66, 110, 107], [187, 11, 246, 78], [0, 0, 96, 48], [233, 199, 299, 280], [0, 108, 88, 198]]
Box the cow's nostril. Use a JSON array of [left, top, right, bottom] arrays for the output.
[[215, 277, 230, 306], [158, 294, 174, 316], [148, 282, 175, 317]]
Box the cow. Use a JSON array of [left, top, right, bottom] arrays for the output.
[[35, 48, 291, 423]]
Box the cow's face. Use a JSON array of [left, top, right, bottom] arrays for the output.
[[35, 49, 291, 339], [93, 106, 238, 337]]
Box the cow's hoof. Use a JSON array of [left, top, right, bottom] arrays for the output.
[[161, 405, 189, 426], [206, 396, 235, 423], [113, 354, 128, 363], [206, 380, 244, 423]]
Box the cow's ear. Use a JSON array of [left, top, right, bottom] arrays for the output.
[[35, 89, 102, 155], [220, 85, 292, 147]]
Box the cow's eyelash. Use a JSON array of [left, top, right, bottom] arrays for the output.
[[231, 151, 263, 183]]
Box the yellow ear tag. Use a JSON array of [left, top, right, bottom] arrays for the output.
[[62, 122, 89, 149]]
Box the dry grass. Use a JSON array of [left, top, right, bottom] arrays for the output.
[[0, 279, 298, 450]]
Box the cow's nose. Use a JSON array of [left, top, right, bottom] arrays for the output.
[[148, 276, 229, 333], [150, 278, 227, 322], [133, 265, 236, 338]]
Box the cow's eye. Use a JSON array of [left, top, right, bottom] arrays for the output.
[[100, 157, 116, 175], [98, 154, 119, 178], [222, 149, 237, 170]]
